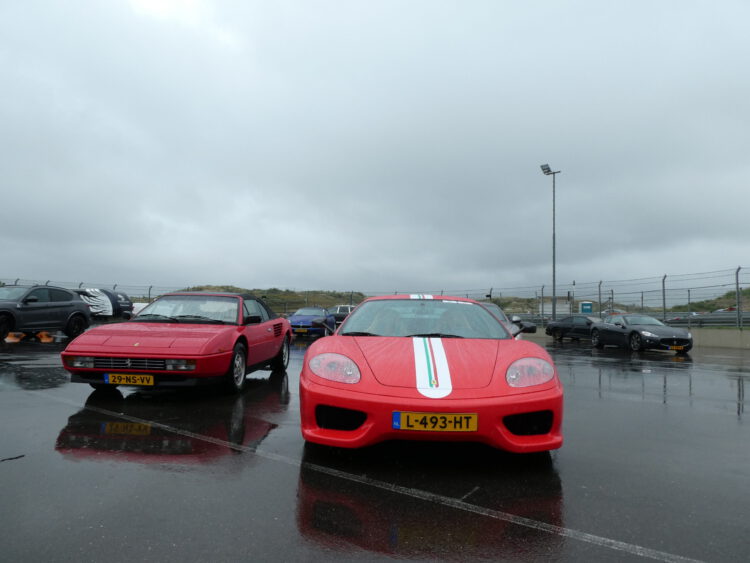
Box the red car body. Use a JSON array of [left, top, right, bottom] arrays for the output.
[[61, 292, 292, 391], [299, 295, 563, 453]]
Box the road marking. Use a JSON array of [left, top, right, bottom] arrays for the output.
[[50, 394, 702, 563]]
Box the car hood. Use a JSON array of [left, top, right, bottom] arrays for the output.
[[632, 325, 690, 337], [351, 337, 547, 392], [65, 322, 234, 355]]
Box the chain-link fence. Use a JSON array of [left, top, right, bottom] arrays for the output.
[[2, 266, 748, 327]]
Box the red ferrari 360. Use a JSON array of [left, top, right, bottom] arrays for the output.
[[299, 295, 563, 453], [61, 292, 292, 392]]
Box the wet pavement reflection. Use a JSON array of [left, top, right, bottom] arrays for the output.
[[56, 372, 290, 465], [2, 334, 749, 561], [297, 442, 564, 559]]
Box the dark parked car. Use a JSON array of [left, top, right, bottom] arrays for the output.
[[288, 306, 336, 337], [478, 302, 537, 338], [0, 285, 91, 340], [74, 288, 134, 319], [329, 304, 355, 326], [545, 315, 601, 341], [591, 314, 692, 354]]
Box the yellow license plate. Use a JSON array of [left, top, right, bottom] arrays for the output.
[[294, 328, 308, 333], [393, 412, 478, 432], [105, 373, 154, 386], [669, 345, 684, 350], [104, 422, 152, 435]]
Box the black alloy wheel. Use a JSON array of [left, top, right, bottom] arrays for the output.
[[628, 332, 643, 352], [0, 315, 12, 341], [591, 329, 604, 349], [64, 315, 88, 338]]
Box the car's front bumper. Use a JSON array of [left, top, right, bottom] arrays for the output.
[[292, 326, 326, 336], [64, 351, 233, 388], [300, 377, 563, 453]]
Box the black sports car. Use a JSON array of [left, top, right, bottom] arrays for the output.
[[591, 314, 692, 354], [545, 315, 600, 341]]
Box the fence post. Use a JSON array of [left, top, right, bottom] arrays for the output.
[[540, 285, 545, 324], [661, 274, 667, 321], [598, 281, 602, 317], [736, 266, 742, 330]]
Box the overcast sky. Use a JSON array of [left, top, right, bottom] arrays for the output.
[[2, 1, 749, 294]]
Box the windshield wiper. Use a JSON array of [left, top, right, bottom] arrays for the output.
[[136, 314, 180, 323], [175, 315, 226, 324], [340, 331, 379, 336], [406, 333, 464, 338]]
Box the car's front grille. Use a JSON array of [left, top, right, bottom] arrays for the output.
[[503, 410, 554, 436], [659, 338, 692, 346], [93, 357, 167, 370], [315, 405, 367, 431]]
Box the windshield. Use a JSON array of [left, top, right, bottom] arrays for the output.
[[293, 307, 327, 316], [0, 287, 29, 301], [340, 299, 511, 339], [623, 315, 664, 326], [137, 295, 239, 324], [480, 303, 510, 324]]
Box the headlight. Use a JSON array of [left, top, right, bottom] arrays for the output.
[[687, 332, 692, 339], [506, 358, 555, 388], [640, 331, 657, 338], [66, 356, 94, 368], [165, 359, 196, 371], [309, 353, 360, 384]]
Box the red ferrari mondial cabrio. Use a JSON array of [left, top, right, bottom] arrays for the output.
[[62, 292, 292, 392], [300, 295, 563, 452]]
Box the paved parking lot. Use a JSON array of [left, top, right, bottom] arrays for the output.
[[1, 337, 748, 562]]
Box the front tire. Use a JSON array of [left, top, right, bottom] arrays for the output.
[[0, 315, 12, 341], [226, 343, 248, 393], [64, 315, 88, 339], [591, 329, 604, 349], [628, 332, 643, 352], [552, 329, 563, 341]]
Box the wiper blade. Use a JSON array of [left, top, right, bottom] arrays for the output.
[[175, 315, 226, 324], [406, 333, 464, 338], [135, 314, 180, 323], [340, 331, 378, 336]]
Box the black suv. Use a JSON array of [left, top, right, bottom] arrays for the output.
[[0, 285, 91, 341]]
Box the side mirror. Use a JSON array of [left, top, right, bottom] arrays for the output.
[[23, 296, 39, 304], [510, 315, 522, 324], [521, 323, 537, 334], [244, 314, 262, 324]]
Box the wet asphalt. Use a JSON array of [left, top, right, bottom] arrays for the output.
[[1, 334, 748, 562]]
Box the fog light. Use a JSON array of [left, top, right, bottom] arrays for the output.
[[165, 359, 196, 371], [67, 356, 94, 368]]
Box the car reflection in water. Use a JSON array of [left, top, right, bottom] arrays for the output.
[[297, 442, 564, 559], [55, 371, 289, 466]]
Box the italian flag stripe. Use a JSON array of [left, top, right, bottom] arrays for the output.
[[413, 337, 452, 398]]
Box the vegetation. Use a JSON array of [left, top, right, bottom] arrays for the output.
[[179, 285, 367, 314], [668, 287, 749, 313]]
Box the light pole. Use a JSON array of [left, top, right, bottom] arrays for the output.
[[540, 164, 560, 321]]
